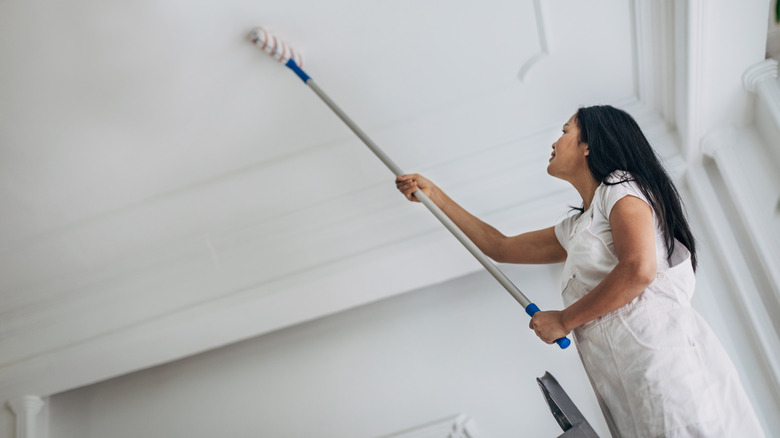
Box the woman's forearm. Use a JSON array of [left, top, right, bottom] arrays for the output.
[[395, 174, 552, 263], [428, 186, 508, 260], [560, 261, 656, 332]]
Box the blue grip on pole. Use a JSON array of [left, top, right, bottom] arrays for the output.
[[285, 58, 310, 83], [555, 336, 571, 349], [525, 303, 572, 349]]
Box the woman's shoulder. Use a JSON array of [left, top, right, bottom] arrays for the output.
[[598, 170, 650, 217]]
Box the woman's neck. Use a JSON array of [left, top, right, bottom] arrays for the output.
[[572, 173, 601, 211]]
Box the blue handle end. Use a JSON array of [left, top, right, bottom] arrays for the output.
[[555, 337, 571, 349], [285, 58, 310, 83], [525, 303, 571, 349]]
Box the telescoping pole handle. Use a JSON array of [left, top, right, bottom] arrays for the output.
[[286, 60, 570, 349]]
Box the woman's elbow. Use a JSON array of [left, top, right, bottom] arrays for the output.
[[485, 235, 509, 263], [620, 259, 656, 287], [633, 261, 657, 287], [486, 246, 507, 263]]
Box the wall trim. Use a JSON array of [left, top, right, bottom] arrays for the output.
[[700, 130, 780, 325], [384, 414, 481, 438], [7, 396, 44, 438], [746, 60, 780, 159], [742, 59, 779, 93], [684, 164, 780, 404], [677, 0, 707, 161], [517, 0, 551, 82]]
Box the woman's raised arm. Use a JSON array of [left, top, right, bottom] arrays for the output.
[[396, 174, 566, 265]]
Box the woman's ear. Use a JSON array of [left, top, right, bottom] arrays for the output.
[[581, 142, 590, 157]]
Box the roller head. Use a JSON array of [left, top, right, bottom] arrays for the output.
[[248, 27, 303, 68]]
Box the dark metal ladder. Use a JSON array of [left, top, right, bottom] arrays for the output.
[[537, 372, 600, 437]]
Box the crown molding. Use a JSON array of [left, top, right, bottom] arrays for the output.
[[630, 0, 676, 126], [384, 414, 481, 438], [747, 60, 780, 153], [517, 0, 551, 82], [684, 163, 780, 402], [7, 395, 44, 438], [743, 59, 779, 93]]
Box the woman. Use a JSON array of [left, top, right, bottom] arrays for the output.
[[395, 105, 763, 437]]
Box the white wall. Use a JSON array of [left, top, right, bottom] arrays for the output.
[[683, 185, 780, 435], [677, 57, 780, 436], [44, 232, 780, 438], [48, 263, 611, 438], [42, 188, 780, 438]]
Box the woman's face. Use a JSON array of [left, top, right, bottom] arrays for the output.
[[547, 114, 590, 180]]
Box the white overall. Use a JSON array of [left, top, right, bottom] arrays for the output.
[[554, 173, 764, 438]]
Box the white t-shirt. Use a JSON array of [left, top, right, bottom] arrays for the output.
[[553, 171, 670, 292], [549, 171, 765, 437]]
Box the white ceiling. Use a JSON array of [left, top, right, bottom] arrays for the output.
[[0, 0, 676, 397]]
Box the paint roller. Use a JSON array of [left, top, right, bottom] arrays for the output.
[[248, 27, 571, 349]]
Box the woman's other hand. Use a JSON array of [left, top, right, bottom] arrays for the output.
[[529, 310, 571, 344], [395, 174, 436, 202]]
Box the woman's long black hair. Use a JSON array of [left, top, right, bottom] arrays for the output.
[[576, 105, 697, 271]]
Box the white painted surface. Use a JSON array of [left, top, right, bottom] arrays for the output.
[[673, 0, 770, 159], [0, 0, 637, 402], [683, 168, 780, 435], [383, 414, 480, 438], [0, 1, 779, 436], [48, 265, 610, 438], [6, 397, 43, 438]]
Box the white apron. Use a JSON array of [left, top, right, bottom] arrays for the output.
[[555, 176, 764, 438]]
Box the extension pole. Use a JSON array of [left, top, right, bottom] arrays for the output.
[[307, 78, 530, 306], [250, 28, 570, 349]]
